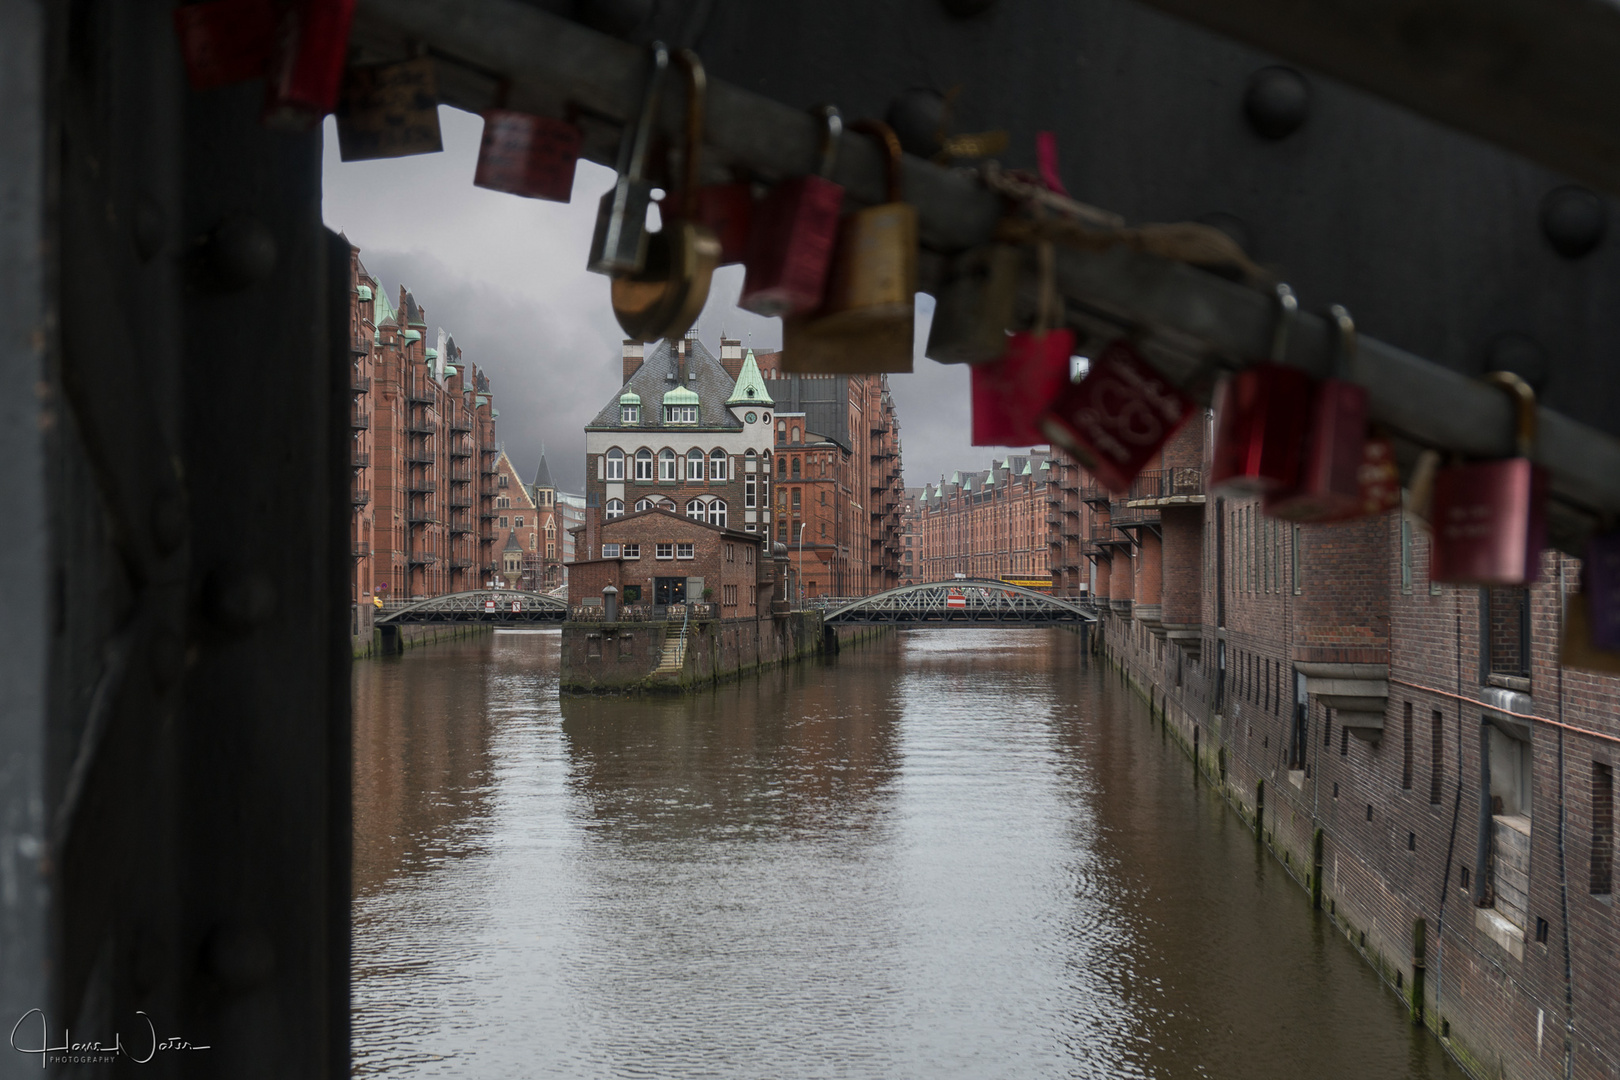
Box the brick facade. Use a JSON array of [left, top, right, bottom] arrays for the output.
[[567, 508, 767, 618], [915, 453, 1056, 587]]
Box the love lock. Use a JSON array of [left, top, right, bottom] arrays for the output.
[[610, 48, 721, 343]]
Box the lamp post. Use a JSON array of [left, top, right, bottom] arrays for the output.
[[798, 522, 807, 609]]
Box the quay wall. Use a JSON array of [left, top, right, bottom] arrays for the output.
[[559, 611, 834, 692]]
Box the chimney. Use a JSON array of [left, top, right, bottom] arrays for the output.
[[720, 336, 744, 379], [622, 340, 644, 384]]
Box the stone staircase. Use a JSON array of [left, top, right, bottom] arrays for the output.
[[653, 628, 687, 674]]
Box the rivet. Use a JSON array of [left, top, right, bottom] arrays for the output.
[[204, 923, 275, 991], [885, 87, 949, 160], [1243, 66, 1310, 140], [149, 628, 184, 693], [152, 491, 185, 555], [205, 569, 277, 632], [203, 216, 277, 291], [1540, 185, 1607, 259]]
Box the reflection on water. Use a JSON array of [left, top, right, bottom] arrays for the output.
[[351, 628, 1456, 1079]]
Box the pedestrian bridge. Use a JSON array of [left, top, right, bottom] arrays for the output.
[[820, 581, 1096, 626], [376, 590, 568, 624]]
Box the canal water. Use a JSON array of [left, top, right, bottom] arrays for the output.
[[352, 629, 1457, 1079]]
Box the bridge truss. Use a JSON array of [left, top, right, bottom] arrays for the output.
[[376, 590, 568, 624], [823, 581, 1096, 626]]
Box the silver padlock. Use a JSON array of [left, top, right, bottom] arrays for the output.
[[587, 42, 669, 277]]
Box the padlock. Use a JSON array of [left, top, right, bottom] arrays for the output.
[[609, 48, 722, 342], [1560, 593, 1620, 674], [1355, 434, 1403, 518], [662, 182, 753, 266], [173, 0, 275, 91], [261, 0, 356, 131], [1040, 338, 1196, 493], [972, 236, 1071, 445], [926, 244, 1021, 365], [781, 118, 916, 374], [334, 57, 444, 161], [1429, 371, 1549, 586], [1582, 530, 1620, 649], [474, 108, 584, 203], [740, 106, 847, 318], [1210, 283, 1311, 497], [587, 43, 670, 277], [1266, 304, 1369, 522]]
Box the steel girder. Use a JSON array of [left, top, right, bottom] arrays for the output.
[[377, 590, 569, 624], [823, 580, 1096, 626]]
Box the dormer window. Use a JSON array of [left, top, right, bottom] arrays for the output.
[[665, 405, 698, 423], [621, 404, 640, 423]]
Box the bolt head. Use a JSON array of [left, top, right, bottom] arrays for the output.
[[1244, 66, 1310, 140], [1540, 185, 1607, 259], [885, 87, 949, 159]]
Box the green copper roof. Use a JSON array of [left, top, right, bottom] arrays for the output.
[[403, 329, 422, 342], [444, 364, 457, 377], [425, 348, 438, 360], [373, 287, 396, 326], [356, 284, 373, 301], [663, 384, 700, 406], [1022, 461, 1032, 475], [619, 390, 641, 405], [726, 348, 775, 407]]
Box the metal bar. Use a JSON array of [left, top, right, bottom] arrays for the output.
[[356, 0, 1620, 542]]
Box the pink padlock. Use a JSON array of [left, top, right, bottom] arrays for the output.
[[1429, 371, 1548, 586], [740, 106, 846, 318], [1211, 283, 1312, 497], [1266, 304, 1369, 522], [474, 108, 584, 203], [1041, 339, 1196, 493]]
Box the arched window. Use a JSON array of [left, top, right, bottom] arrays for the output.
[[659, 448, 677, 481], [707, 500, 727, 528], [635, 498, 652, 512], [634, 447, 653, 480], [606, 498, 624, 519], [791, 427, 801, 443], [709, 448, 727, 481], [745, 448, 757, 467], [605, 447, 624, 480], [791, 457, 801, 478], [777, 455, 787, 477], [686, 499, 705, 521], [686, 449, 704, 481]]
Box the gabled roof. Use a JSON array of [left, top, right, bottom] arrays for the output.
[[586, 337, 743, 432], [503, 529, 522, 552], [726, 348, 774, 407], [374, 285, 397, 327], [532, 452, 554, 490]]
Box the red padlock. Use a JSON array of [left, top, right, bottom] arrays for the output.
[[474, 108, 583, 203], [1429, 371, 1549, 586], [1040, 339, 1196, 493], [262, 0, 357, 131], [1355, 434, 1403, 518], [739, 106, 847, 318], [973, 329, 1074, 446], [662, 183, 753, 266], [1266, 304, 1368, 522], [173, 0, 276, 90], [1211, 283, 1312, 497]]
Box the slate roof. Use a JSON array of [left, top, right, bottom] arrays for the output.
[[532, 452, 555, 490], [586, 337, 743, 432], [726, 349, 774, 407]]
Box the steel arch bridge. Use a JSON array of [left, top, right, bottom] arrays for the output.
[[822, 580, 1096, 626], [375, 590, 568, 624]]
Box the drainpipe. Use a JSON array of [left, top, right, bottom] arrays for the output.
[[1473, 716, 1493, 907]]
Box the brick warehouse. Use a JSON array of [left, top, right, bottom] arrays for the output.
[[347, 246, 561, 609], [915, 452, 1059, 588], [1081, 414, 1619, 1080]]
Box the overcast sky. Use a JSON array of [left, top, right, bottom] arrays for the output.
[[321, 106, 1042, 492]]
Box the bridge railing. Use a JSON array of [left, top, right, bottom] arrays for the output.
[[568, 602, 717, 622]]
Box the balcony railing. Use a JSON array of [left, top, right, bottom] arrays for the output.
[[351, 542, 370, 559], [406, 550, 438, 565], [350, 410, 370, 430], [448, 522, 473, 535], [449, 417, 473, 432], [1127, 467, 1205, 502], [406, 511, 437, 525], [350, 373, 371, 393], [1046, 512, 1063, 525], [405, 449, 435, 464], [406, 479, 436, 494], [448, 557, 473, 569], [449, 445, 473, 458], [407, 420, 437, 436], [407, 389, 435, 405], [449, 496, 473, 508], [351, 488, 370, 507], [449, 467, 472, 483], [351, 450, 370, 468]]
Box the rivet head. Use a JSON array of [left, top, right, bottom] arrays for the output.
[[204, 216, 277, 291], [1482, 333, 1550, 394], [1540, 186, 1607, 259], [1244, 66, 1310, 139], [204, 923, 275, 991], [885, 87, 949, 159], [205, 569, 277, 632]]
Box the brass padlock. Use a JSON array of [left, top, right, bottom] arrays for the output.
[[587, 43, 669, 277], [609, 48, 722, 342], [782, 118, 916, 374], [925, 243, 1021, 365]]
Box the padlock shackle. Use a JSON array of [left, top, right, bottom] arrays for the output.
[[850, 119, 904, 205], [1269, 282, 1298, 364], [617, 43, 669, 185], [814, 104, 843, 180], [1325, 303, 1355, 381], [1483, 370, 1538, 457], [674, 49, 707, 222]]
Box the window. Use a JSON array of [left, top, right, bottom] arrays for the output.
[[634, 448, 653, 480], [723, 584, 737, 606], [659, 449, 677, 480], [687, 449, 704, 481], [745, 448, 757, 470], [1292, 525, 1302, 595], [515, 516, 524, 528], [498, 474, 508, 488], [498, 516, 509, 528], [677, 543, 694, 559], [1402, 702, 1414, 790], [745, 476, 756, 508], [686, 499, 704, 520], [497, 496, 510, 508], [725, 543, 735, 563], [791, 427, 801, 443], [546, 542, 555, 558], [710, 449, 727, 480], [665, 405, 698, 423], [791, 457, 801, 478], [1483, 587, 1531, 682], [605, 447, 624, 479], [1593, 763, 1614, 896], [707, 500, 727, 528], [792, 488, 801, 510], [605, 498, 623, 520], [777, 455, 786, 477], [1430, 710, 1445, 805], [621, 404, 639, 423], [635, 499, 652, 512], [623, 543, 640, 559], [602, 543, 621, 558], [656, 543, 674, 559]]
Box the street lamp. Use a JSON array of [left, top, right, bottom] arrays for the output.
[[798, 522, 807, 608]]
